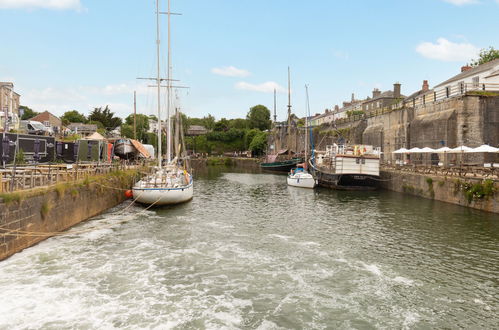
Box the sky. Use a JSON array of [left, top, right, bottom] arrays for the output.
[[0, 0, 498, 122]]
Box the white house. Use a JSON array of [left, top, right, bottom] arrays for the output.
[[433, 59, 499, 101]]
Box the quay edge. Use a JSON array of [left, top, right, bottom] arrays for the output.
[[380, 168, 499, 213], [0, 169, 139, 261]]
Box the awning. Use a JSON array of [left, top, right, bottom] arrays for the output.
[[449, 146, 473, 153], [392, 148, 409, 154], [465, 144, 499, 153]]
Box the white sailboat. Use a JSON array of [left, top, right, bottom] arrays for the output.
[[133, 0, 193, 205], [287, 84, 316, 189]]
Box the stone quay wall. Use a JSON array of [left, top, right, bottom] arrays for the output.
[[380, 169, 499, 213], [0, 170, 138, 261]]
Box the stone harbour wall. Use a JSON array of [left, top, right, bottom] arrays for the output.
[[380, 169, 498, 213], [0, 170, 138, 261]]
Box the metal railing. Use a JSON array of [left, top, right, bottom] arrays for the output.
[[0, 162, 138, 193]]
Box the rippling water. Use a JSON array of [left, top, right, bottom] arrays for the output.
[[1, 168, 498, 329]]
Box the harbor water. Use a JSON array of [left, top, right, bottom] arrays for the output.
[[0, 168, 498, 329]]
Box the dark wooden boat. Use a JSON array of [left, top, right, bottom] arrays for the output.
[[260, 158, 302, 172]]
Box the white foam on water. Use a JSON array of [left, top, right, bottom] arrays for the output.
[[392, 276, 415, 286], [402, 311, 420, 329], [361, 262, 382, 276], [297, 241, 320, 247], [268, 234, 293, 241], [256, 320, 281, 330]]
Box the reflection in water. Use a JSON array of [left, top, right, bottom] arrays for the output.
[[0, 168, 498, 329]]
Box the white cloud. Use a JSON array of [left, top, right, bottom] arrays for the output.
[[211, 66, 251, 77], [442, 0, 479, 5], [235, 81, 286, 93], [416, 38, 479, 62], [0, 0, 82, 10]]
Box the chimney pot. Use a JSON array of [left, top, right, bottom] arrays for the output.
[[393, 83, 401, 98], [422, 80, 429, 92], [461, 65, 472, 72]]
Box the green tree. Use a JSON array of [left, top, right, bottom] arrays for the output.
[[470, 47, 499, 67], [228, 118, 248, 129], [61, 110, 87, 125], [249, 131, 268, 156], [214, 118, 230, 131], [19, 106, 39, 120], [124, 114, 150, 141], [88, 106, 122, 131], [247, 105, 271, 131], [120, 124, 133, 138], [244, 128, 260, 150], [203, 114, 216, 130]]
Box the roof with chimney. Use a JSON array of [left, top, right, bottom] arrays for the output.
[[29, 111, 61, 124], [434, 59, 499, 88]]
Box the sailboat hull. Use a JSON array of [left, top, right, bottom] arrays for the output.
[[132, 183, 193, 205], [287, 172, 316, 189]]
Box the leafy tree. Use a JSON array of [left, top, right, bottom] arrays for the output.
[[244, 128, 260, 150], [471, 47, 499, 67], [120, 124, 133, 139], [228, 118, 248, 129], [214, 118, 230, 131], [88, 120, 104, 130], [88, 106, 122, 131], [124, 114, 150, 141], [247, 105, 271, 131], [61, 110, 87, 125], [203, 114, 216, 130], [249, 131, 268, 156], [19, 106, 39, 120]]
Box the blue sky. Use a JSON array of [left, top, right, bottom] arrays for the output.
[[1, 0, 498, 121]]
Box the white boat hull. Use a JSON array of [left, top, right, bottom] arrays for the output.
[[133, 183, 193, 205], [287, 173, 316, 189]]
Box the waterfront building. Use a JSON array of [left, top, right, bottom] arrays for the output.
[[433, 59, 499, 100], [403, 80, 435, 108], [309, 109, 335, 127], [29, 111, 62, 134], [0, 82, 20, 131], [68, 123, 98, 136], [362, 83, 405, 113], [186, 125, 208, 136]]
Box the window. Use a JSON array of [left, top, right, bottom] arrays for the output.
[[472, 76, 479, 88], [423, 95, 426, 105], [44, 121, 50, 127], [446, 86, 451, 98], [459, 81, 465, 94]]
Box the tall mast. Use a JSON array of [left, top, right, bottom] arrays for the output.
[[273, 88, 277, 123], [305, 85, 309, 165], [166, 0, 172, 163], [287, 66, 291, 127], [156, 0, 162, 168], [133, 90, 137, 140], [287, 67, 292, 156]]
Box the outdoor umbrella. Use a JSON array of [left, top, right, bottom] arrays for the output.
[[393, 148, 409, 154], [435, 147, 452, 153], [408, 147, 422, 153], [420, 147, 435, 153], [449, 146, 473, 153], [465, 144, 499, 153]]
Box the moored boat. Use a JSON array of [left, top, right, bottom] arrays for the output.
[[133, 164, 193, 205], [310, 144, 381, 190], [287, 166, 316, 188]]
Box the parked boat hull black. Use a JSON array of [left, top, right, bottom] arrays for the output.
[[260, 158, 302, 173], [312, 169, 379, 190]]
